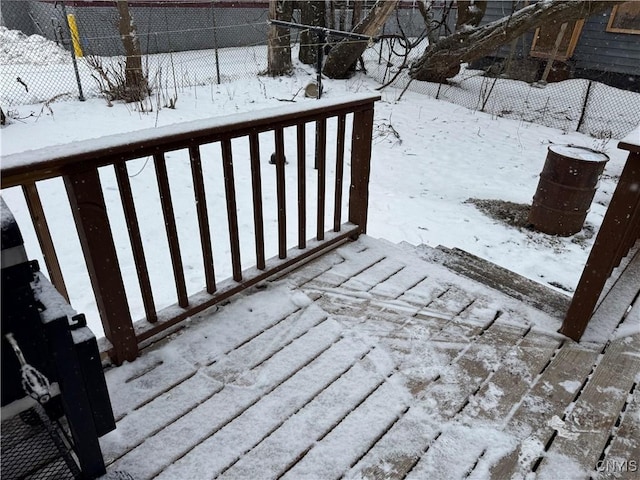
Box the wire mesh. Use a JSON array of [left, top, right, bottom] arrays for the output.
[[1, 1, 638, 138], [0, 0, 269, 107], [364, 35, 640, 139], [1, 405, 79, 480]]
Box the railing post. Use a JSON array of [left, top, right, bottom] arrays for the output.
[[348, 106, 375, 237], [64, 168, 138, 364], [560, 152, 640, 341]]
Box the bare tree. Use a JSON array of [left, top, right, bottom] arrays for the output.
[[267, 0, 294, 76], [455, 1, 487, 32], [323, 0, 399, 79], [409, 0, 622, 83], [299, 1, 326, 65], [116, 0, 148, 101]]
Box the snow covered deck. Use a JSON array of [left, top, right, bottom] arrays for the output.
[[100, 236, 640, 480]]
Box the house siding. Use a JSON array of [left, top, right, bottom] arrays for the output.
[[479, 1, 639, 77]]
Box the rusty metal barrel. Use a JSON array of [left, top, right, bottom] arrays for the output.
[[528, 145, 609, 236]]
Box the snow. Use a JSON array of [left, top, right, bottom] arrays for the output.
[[0, 40, 633, 344], [549, 144, 609, 163], [1, 29, 638, 480], [0, 26, 71, 66], [1, 196, 16, 229]]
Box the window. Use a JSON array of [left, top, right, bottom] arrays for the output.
[[607, 2, 640, 35], [530, 19, 584, 61]]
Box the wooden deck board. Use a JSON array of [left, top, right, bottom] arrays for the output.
[[598, 383, 640, 480], [489, 343, 602, 479], [99, 237, 638, 479], [537, 334, 640, 476]]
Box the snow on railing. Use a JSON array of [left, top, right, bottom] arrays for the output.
[[1, 94, 380, 364]]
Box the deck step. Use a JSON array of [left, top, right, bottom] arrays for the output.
[[396, 242, 571, 319]]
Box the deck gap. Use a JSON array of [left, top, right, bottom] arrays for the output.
[[435, 287, 451, 300], [276, 374, 391, 478], [567, 342, 609, 408], [297, 255, 347, 288], [214, 349, 374, 479], [365, 265, 406, 292], [456, 298, 476, 317], [400, 431, 443, 479], [463, 448, 487, 478], [315, 376, 389, 444], [392, 275, 429, 300], [153, 340, 342, 475], [124, 359, 164, 383], [594, 381, 638, 471], [346, 383, 411, 471], [531, 430, 558, 473], [533, 340, 566, 382], [213, 306, 305, 364], [130, 370, 200, 415], [106, 381, 226, 466], [249, 317, 331, 370], [614, 289, 640, 331], [336, 256, 388, 288], [203, 306, 305, 367]]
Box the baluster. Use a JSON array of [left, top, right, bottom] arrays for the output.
[[297, 123, 306, 249], [275, 128, 287, 259], [189, 145, 217, 293], [316, 118, 327, 240], [22, 182, 69, 302], [154, 152, 188, 308], [221, 138, 242, 281], [349, 107, 375, 236], [560, 152, 640, 340], [64, 168, 137, 364], [249, 133, 266, 270], [114, 161, 157, 322], [334, 114, 346, 232]]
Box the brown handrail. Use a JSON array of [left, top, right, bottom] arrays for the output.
[[1, 94, 380, 365], [560, 128, 640, 340], [2, 95, 380, 188]]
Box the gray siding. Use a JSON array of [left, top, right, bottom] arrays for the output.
[[2, 1, 269, 57], [480, 1, 639, 76], [572, 6, 640, 75]]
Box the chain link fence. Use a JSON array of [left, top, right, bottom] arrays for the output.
[[1, 1, 639, 139], [364, 36, 640, 140], [0, 0, 269, 108]]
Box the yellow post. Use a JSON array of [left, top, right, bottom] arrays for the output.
[[67, 14, 83, 58]]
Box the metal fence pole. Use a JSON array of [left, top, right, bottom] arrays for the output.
[[60, 1, 85, 101], [576, 80, 593, 134], [211, 1, 221, 84]]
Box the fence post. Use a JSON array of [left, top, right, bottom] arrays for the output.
[[576, 80, 592, 134], [61, 1, 85, 101], [210, 2, 221, 84], [64, 168, 137, 364], [349, 106, 375, 237]]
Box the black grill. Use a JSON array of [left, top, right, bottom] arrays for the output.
[[1, 197, 116, 479]]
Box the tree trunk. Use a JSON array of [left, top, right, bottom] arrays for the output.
[[116, 0, 147, 102], [323, 0, 399, 79], [299, 1, 326, 65], [456, 1, 487, 32], [416, 1, 441, 45], [409, 0, 621, 84], [352, 0, 363, 30], [267, 0, 294, 76]]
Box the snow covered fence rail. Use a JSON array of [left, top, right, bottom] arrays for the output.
[[1, 93, 380, 365]]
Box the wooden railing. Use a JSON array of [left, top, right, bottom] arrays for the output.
[[560, 128, 640, 340], [1, 94, 380, 364]]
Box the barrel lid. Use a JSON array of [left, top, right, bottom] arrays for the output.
[[549, 144, 609, 162]]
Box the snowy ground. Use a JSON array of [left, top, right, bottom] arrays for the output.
[[1, 41, 633, 339]]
